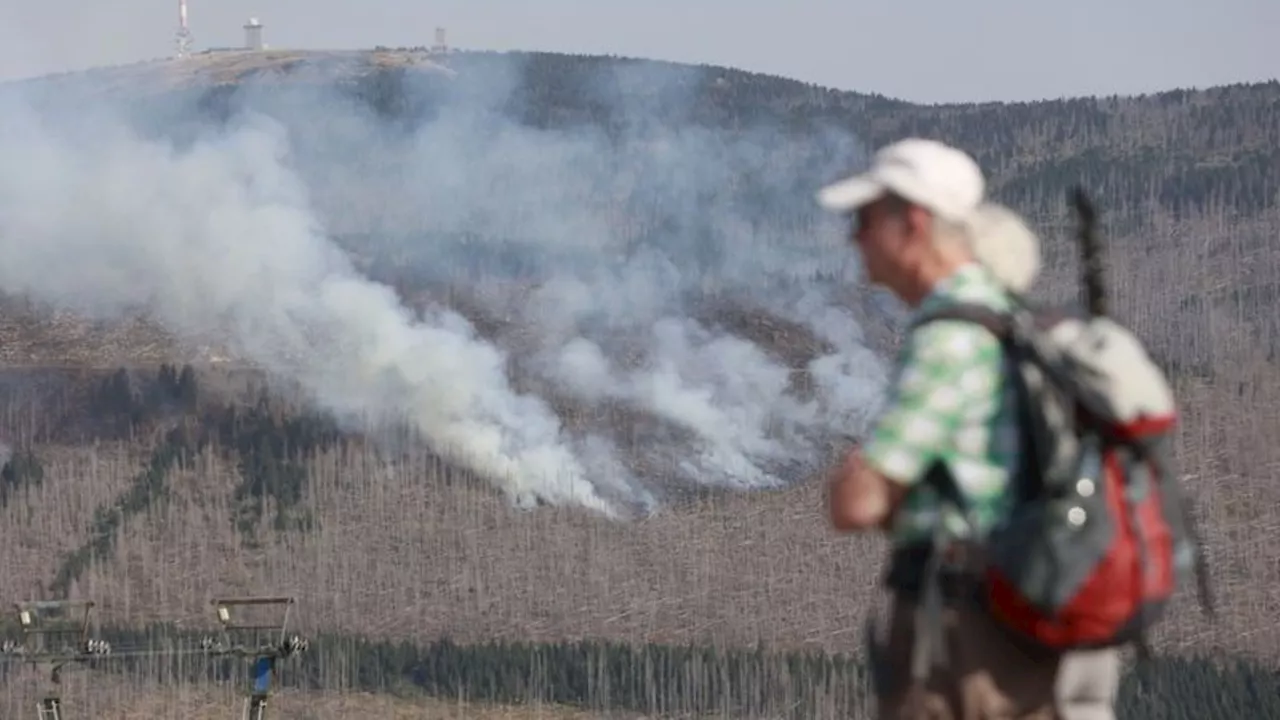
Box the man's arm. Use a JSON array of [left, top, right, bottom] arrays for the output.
[[827, 449, 909, 531], [827, 320, 1000, 532]]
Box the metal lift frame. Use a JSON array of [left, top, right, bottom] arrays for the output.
[[4, 600, 111, 720], [203, 596, 307, 720], [1, 595, 308, 720]]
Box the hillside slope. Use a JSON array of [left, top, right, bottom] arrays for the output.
[[0, 50, 1277, 713]]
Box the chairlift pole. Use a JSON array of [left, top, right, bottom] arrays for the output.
[[199, 596, 309, 720], [0, 600, 112, 720]]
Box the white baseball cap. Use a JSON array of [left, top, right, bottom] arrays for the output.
[[816, 138, 985, 222]]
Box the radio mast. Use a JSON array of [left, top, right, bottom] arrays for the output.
[[175, 0, 193, 58]]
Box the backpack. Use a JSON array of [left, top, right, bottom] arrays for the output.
[[908, 188, 1215, 655], [912, 301, 1215, 654]]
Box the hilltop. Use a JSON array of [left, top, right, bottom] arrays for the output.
[[0, 49, 1277, 718], [1, 49, 1275, 369], [9, 48, 1278, 219]]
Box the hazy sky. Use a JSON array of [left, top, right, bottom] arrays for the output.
[[0, 0, 1275, 103]]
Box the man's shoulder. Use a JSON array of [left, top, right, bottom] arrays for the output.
[[906, 266, 1015, 358], [901, 314, 1004, 368]]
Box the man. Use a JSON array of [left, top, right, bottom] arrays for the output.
[[817, 138, 1120, 719]]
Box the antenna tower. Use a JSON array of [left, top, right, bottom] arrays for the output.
[[431, 27, 448, 54], [175, 0, 193, 58]]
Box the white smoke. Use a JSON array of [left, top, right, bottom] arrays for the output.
[[541, 318, 819, 489], [0, 96, 617, 516], [0, 52, 889, 515]]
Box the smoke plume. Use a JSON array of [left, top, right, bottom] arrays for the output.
[[0, 51, 888, 517]]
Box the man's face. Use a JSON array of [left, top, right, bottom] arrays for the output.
[[850, 195, 921, 290]]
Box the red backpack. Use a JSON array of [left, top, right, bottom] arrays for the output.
[[912, 189, 1215, 654], [912, 302, 1214, 653]]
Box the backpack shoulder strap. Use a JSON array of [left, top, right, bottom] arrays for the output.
[[910, 303, 1015, 343], [911, 302, 1047, 506], [912, 301, 1076, 339]]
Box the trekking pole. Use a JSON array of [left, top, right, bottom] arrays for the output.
[[1069, 186, 1107, 319], [1069, 188, 1218, 625]]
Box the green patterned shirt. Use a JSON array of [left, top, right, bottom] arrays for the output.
[[861, 262, 1021, 546]]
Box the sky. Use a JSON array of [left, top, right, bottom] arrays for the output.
[[0, 0, 1275, 104]]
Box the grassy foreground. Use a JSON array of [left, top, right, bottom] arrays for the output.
[[4, 680, 614, 720], [2, 628, 1278, 719]]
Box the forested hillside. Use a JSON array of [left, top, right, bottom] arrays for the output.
[[477, 52, 1279, 220], [0, 49, 1277, 718]]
